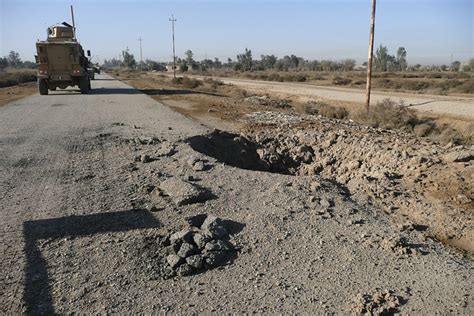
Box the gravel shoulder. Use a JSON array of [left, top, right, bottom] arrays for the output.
[[0, 73, 472, 314]]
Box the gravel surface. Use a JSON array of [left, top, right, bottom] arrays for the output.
[[0, 73, 472, 314]]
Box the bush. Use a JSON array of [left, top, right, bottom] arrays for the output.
[[172, 76, 201, 89], [454, 80, 474, 93], [0, 70, 37, 88], [413, 123, 434, 137], [332, 76, 352, 85], [301, 101, 348, 119], [354, 99, 418, 130]]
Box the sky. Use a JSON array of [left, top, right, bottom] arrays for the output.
[[0, 0, 472, 65]]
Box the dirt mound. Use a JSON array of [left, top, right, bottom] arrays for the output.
[[188, 114, 473, 255]]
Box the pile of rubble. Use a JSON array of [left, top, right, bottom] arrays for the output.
[[164, 214, 237, 277]]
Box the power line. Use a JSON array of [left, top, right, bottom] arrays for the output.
[[169, 14, 177, 79]]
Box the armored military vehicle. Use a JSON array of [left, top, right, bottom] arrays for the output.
[[35, 7, 92, 95]]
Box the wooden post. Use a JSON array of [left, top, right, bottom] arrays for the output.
[[365, 0, 376, 112]]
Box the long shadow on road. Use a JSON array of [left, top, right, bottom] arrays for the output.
[[23, 209, 160, 314]]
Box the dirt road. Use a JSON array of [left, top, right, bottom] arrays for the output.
[[190, 75, 474, 118], [0, 74, 472, 314]]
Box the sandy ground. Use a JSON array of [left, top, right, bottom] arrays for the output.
[[183, 75, 474, 118], [0, 73, 472, 314], [0, 82, 37, 107]]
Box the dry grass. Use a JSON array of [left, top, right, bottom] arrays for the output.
[[353, 99, 470, 144], [203, 69, 473, 95], [296, 101, 349, 119], [0, 69, 37, 88]]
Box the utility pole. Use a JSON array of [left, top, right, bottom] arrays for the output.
[[169, 14, 177, 78], [365, 0, 376, 112], [138, 37, 143, 71]]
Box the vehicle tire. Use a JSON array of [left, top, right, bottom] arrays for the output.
[[79, 76, 89, 94], [38, 79, 48, 95]]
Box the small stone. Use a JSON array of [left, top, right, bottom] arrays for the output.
[[201, 215, 229, 239], [170, 229, 193, 244], [177, 242, 198, 258], [319, 198, 333, 208], [193, 233, 209, 249], [141, 154, 152, 163], [204, 240, 232, 252], [204, 250, 229, 268], [186, 254, 204, 269], [186, 214, 208, 227], [443, 150, 473, 163], [176, 263, 193, 276], [166, 254, 183, 269], [160, 178, 212, 206], [192, 161, 206, 171]]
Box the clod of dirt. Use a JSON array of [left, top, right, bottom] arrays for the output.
[[159, 178, 214, 206], [160, 214, 240, 278], [351, 289, 404, 315], [442, 149, 473, 163], [187, 156, 211, 171], [380, 236, 418, 255]]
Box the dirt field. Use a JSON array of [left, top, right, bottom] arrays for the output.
[[184, 75, 474, 119], [1, 73, 472, 314]]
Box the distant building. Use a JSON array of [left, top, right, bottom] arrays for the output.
[[166, 64, 181, 72]]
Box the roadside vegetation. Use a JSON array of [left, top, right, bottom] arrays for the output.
[[0, 51, 36, 88], [103, 45, 473, 95]]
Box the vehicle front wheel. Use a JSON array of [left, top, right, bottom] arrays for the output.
[[38, 79, 48, 95]]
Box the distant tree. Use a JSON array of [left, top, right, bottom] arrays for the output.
[[22, 61, 36, 68], [374, 45, 389, 71], [462, 65, 471, 72], [214, 57, 222, 69], [235, 48, 253, 71], [122, 48, 136, 69], [102, 58, 122, 68], [469, 58, 474, 70], [396, 47, 407, 71], [342, 59, 356, 71], [440, 64, 448, 71], [307, 60, 320, 71], [7, 51, 21, 67], [179, 59, 188, 72], [0, 57, 8, 71], [145, 59, 166, 71], [260, 54, 277, 70], [185, 50, 194, 65], [451, 61, 461, 72], [274, 59, 287, 71], [320, 60, 333, 71]]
